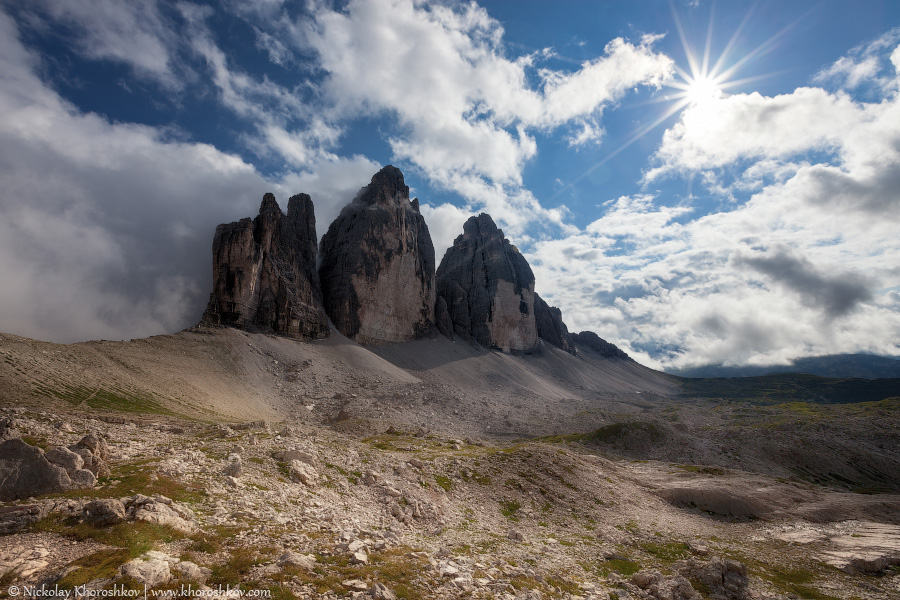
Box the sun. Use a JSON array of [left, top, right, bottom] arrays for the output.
[[552, 3, 785, 195], [674, 73, 725, 106]]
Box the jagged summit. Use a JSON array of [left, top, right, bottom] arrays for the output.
[[573, 330, 630, 360], [200, 168, 613, 358], [202, 192, 328, 339], [352, 164, 418, 211], [435, 213, 538, 353], [534, 293, 576, 355], [318, 166, 436, 344]]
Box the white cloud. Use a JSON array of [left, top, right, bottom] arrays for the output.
[[419, 203, 476, 259], [815, 55, 880, 89], [531, 35, 900, 368], [0, 8, 369, 343], [301, 0, 672, 237], [23, 0, 181, 87], [276, 155, 383, 241], [813, 27, 900, 91]]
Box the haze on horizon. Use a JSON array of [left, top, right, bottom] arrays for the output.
[[0, 0, 898, 371]]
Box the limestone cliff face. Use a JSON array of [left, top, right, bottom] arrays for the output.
[[202, 193, 329, 339], [318, 166, 436, 344], [436, 213, 538, 353], [534, 293, 576, 355]]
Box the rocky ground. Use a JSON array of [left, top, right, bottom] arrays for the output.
[[1, 406, 899, 600], [1, 329, 899, 599]]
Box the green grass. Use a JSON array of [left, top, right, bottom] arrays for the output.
[[600, 558, 642, 577], [434, 475, 453, 492], [277, 547, 430, 599], [764, 568, 841, 600], [500, 499, 522, 519], [45, 461, 205, 503], [32, 381, 178, 415], [31, 516, 187, 589], [586, 422, 664, 444], [640, 540, 691, 562]]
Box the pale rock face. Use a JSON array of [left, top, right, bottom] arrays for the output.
[[488, 280, 538, 353], [435, 213, 538, 353], [203, 193, 329, 339], [319, 166, 436, 344]]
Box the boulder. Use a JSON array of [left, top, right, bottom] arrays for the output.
[[436, 213, 538, 352], [288, 461, 318, 487], [0, 438, 74, 501], [632, 569, 701, 600], [128, 495, 197, 533], [172, 561, 210, 583], [0, 504, 48, 535], [533, 293, 576, 355], [369, 583, 397, 600], [203, 193, 329, 339], [0, 417, 20, 440], [678, 558, 750, 600], [318, 166, 436, 344], [222, 458, 242, 478], [119, 552, 173, 587], [69, 433, 111, 478], [274, 449, 315, 466], [72, 433, 110, 462], [277, 552, 316, 571], [45, 447, 84, 473], [83, 499, 126, 526]]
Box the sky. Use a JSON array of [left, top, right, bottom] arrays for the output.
[[1, 0, 899, 370]]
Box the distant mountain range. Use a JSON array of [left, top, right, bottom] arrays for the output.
[[671, 353, 900, 380]]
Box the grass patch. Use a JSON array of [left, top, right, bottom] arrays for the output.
[[764, 568, 840, 600], [30, 516, 186, 589], [500, 500, 521, 520], [32, 515, 185, 552], [47, 463, 205, 504], [20, 435, 50, 451], [600, 558, 642, 577], [434, 475, 453, 492], [588, 422, 663, 445], [279, 547, 429, 599], [55, 549, 138, 589], [32, 382, 178, 416], [640, 540, 691, 562], [209, 548, 266, 586]]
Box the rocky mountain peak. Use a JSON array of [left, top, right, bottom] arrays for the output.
[[573, 330, 630, 360], [258, 193, 280, 214], [534, 293, 577, 355], [436, 213, 538, 353], [355, 165, 415, 210], [202, 193, 328, 339], [318, 166, 436, 344]]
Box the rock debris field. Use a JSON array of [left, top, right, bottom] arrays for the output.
[[1, 325, 900, 600]]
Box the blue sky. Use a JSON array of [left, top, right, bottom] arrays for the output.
[[1, 0, 899, 370]]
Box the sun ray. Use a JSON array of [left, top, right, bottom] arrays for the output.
[[551, 2, 786, 202]]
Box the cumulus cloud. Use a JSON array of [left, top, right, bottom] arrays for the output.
[[530, 35, 900, 368], [301, 0, 672, 237], [733, 247, 874, 317], [0, 8, 373, 343], [17, 0, 182, 87], [814, 27, 900, 91]]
